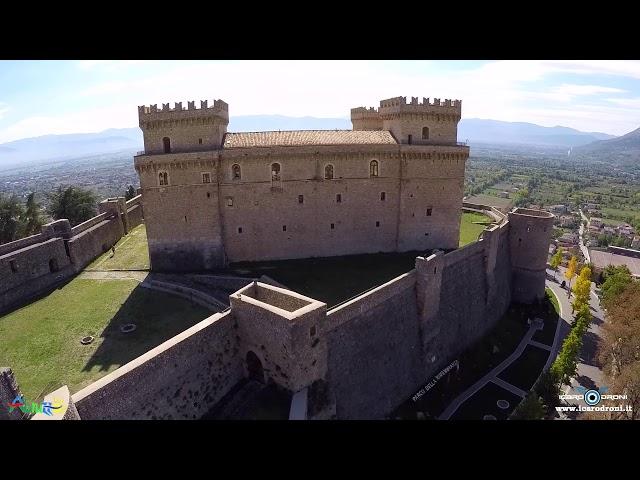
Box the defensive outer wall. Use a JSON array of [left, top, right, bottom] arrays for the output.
[[1, 203, 553, 420], [0, 195, 144, 314]]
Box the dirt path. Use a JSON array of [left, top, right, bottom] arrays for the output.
[[77, 271, 149, 282]]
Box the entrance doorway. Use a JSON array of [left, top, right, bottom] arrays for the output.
[[246, 351, 265, 383]]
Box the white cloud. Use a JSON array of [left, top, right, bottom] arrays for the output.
[[3, 60, 640, 141], [76, 60, 148, 72], [0, 104, 137, 144], [0, 102, 8, 120]]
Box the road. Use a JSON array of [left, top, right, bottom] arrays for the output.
[[578, 209, 590, 263], [547, 264, 606, 416]]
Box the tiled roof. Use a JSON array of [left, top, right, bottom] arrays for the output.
[[223, 130, 397, 148], [590, 250, 640, 277]]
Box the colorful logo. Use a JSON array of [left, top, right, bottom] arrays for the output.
[[7, 395, 64, 416]]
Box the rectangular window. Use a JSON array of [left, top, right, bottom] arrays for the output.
[[298, 195, 304, 204], [199, 138, 203, 144], [238, 227, 243, 234], [380, 192, 386, 201], [330, 223, 335, 230], [376, 221, 380, 227], [226, 197, 233, 207], [336, 194, 342, 203], [10, 259, 18, 273], [426, 208, 433, 216], [282, 225, 287, 232], [202, 173, 211, 184]]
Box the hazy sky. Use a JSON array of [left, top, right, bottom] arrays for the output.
[[1, 60, 639, 143]]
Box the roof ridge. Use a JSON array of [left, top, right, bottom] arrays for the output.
[[227, 129, 365, 134]]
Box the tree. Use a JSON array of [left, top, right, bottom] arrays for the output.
[[571, 266, 592, 313], [125, 185, 137, 201], [600, 265, 632, 309], [535, 370, 560, 410], [550, 247, 563, 280], [564, 255, 578, 295], [0, 194, 26, 244], [595, 280, 640, 420], [46, 185, 98, 227], [511, 392, 546, 420], [551, 328, 583, 387], [20, 192, 43, 237]]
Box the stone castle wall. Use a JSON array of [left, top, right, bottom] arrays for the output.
[[0, 195, 145, 314], [72, 312, 243, 420], [21, 202, 553, 421], [134, 96, 469, 271]]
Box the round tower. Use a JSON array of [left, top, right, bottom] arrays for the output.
[[508, 208, 554, 304]]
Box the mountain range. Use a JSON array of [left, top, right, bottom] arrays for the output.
[[0, 116, 631, 169], [571, 126, 640, 165]]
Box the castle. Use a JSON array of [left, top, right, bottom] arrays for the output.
[[1, 95, 555, 420], [134, 96, 469, 270]]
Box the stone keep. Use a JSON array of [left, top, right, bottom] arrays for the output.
[[134, 96, 469, 272]]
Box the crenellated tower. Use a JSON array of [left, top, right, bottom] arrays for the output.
[[351, 96, 462, 145], [138, 99, 229, 155]]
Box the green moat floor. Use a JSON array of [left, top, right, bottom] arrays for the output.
[[86, 224, 150, 271], [0, 211, 491, 402]]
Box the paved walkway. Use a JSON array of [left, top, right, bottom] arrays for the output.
[[438, 317, 546, 420], [77, 270, 149, 282], [439, 282, 572, 420]]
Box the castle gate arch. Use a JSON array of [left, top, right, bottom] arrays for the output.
[[246, 351, 265, 383]]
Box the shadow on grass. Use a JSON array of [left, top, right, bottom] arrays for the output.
[[228, 251, 433, 308], [82, 285, 208, 373]]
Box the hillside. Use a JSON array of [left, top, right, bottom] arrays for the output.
[[0, 116, 617, 169], [571, 126, 640, 165], [458, 119, 615, 147]]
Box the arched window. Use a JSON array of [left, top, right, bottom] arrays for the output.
[[232, 164, 241, 180], [369, 160, 379, 178], [162, 137, 171, 153], [158, 171, 169, 186], [324, 164, 334, 180], [422, 126, 430, 140], [271, 163, 281, 182]]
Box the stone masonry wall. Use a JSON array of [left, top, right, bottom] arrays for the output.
[[67, 216, 124, 271], [0, 198, 144, 313], [324, 273, 423, 419], [73, 312, 243, 420]]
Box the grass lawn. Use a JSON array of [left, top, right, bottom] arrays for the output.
[[531, 289, 560, 345], [459, 211, 492, 247], [600, 207, 640, 222], [86, 224, 150, 271], [0, 277, 209, 401], [497, 345, 550, 392], [449, 381, 522, 420], [465, 194, 512, 210], [600, 217, 624, 227], [229, 251, 422, 308]]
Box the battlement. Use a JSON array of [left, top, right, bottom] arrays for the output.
[[138, 99, 229, 117], [350, 106, 379, 118], [378, 96, 462, 115]]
